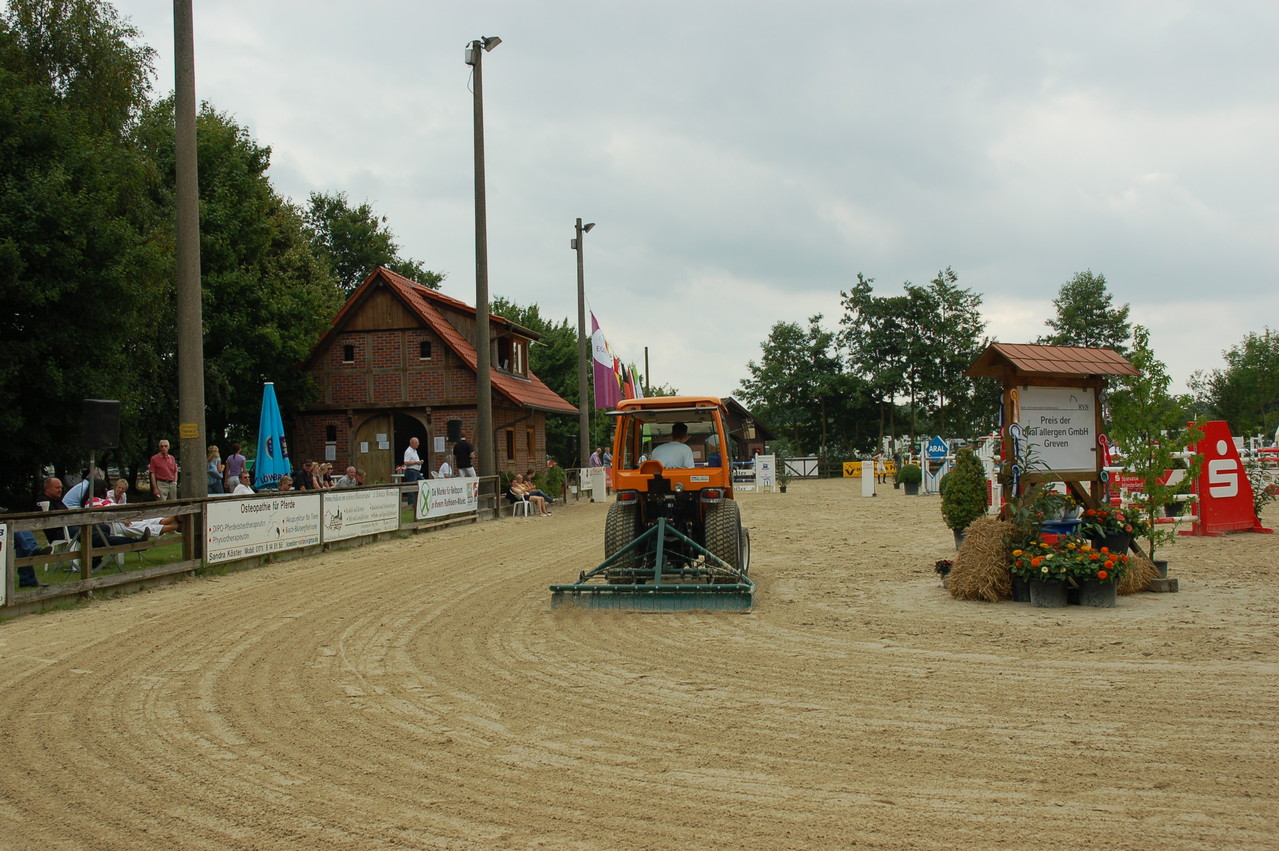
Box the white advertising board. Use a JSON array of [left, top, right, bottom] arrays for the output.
[[322, 487, 401, 543], [1015, 385, 1097, 474], [206, 493, 322, 563], [414, 477, 480, 521], [587, 467, 609, 502], [755, 454, 776, 491]]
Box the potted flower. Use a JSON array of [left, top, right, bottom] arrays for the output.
[[896, 462, 923, 495], [776, 458, 792, 493], [1056, 534, 1130, 607], [1008, 538, 1071, 607], [1079, 505, 1147, 556], [939, 448, 988, 548]]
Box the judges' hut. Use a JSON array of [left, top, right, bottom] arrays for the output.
[[965, 342, 1138, 508]]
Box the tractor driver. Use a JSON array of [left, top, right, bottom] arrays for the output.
[[650, 422, 695, 469]]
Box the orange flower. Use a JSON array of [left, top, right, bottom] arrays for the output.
[[1097, 569, 1108, 580], [1031, 557, 1043, 567], [1089, 553, 1099, 561], [1104, 559, 1114, 569]]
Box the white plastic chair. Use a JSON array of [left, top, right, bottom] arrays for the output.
[[510, 496, 532, 517]]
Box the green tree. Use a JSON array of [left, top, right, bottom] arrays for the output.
[[1108, 325, 1202, 560], [0, 3, 163, 500], [1039, 270, 1131, 352], [1197, 328, 1279, 438], [134, 98, 344, 443], [841, 268, 987, 447], [913, 268, 987, 437], [4, 0, 153, 135], [840, 274, 907, 449], [304, 191, 441, 293], [738, 316, 848, 455]]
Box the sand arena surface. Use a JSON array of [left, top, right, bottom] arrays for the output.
[[0, 479, 1276, 849]]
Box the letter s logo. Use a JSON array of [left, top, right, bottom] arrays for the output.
[[1208, 440, 1239, 498]]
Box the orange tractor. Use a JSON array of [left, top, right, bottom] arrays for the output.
[[550, 396, 753, 610]]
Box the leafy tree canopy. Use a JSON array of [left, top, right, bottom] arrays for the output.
[[1193, 328, 1279, 438], [1039, 269, 1131, 353], [304, 191, 442, 293]]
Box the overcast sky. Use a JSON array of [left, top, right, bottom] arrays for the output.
[[114, 0, 1277, 398]]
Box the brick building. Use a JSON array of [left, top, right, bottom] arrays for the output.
[[293, 266, 578, 483]]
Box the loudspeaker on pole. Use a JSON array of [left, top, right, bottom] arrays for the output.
[[82, 399, 121, 450], [447, 419, 463, 442]]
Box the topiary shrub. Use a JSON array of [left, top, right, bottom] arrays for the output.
[[896, 463, 922, 485], [940, 448, 988, 532]]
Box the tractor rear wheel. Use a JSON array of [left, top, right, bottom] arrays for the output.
[[704, 501, 747, 573], [604, 502, 647, 581], [604, 502, 641, 557]]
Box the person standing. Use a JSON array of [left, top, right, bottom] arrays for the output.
[[874, 453, 887, 484], [589, 447, 603, 467], [150, 439, 178, 500], [224, 443, 247, 491], [402, 437, 423, 507], [207, 445, 225, 494], [453, 434, 476, 477]]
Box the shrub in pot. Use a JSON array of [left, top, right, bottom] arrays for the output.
[[897, 462, 922, 495], [940, 448, 988, 547]]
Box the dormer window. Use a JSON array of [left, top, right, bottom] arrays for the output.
[[496, 335, 529, 377]]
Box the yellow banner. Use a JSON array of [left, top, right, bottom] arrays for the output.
[[843, 462, 861, 478]]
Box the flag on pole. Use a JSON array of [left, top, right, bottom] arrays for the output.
[[591, 312, 623, 409], [630, 364, 645, 399], [254, 381, 292, 489]]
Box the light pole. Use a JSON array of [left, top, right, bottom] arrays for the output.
[[573, 217, 595, 468], [467, 36, 500, 479]]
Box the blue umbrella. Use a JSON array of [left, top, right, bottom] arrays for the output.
[[254, 382, 292, 489]]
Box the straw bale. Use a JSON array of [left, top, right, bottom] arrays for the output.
[[947, 515, 1014, 602], [1119, 551, 1160, 595]]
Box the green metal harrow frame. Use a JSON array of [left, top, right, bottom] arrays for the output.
[[550, 517, 754, 611]]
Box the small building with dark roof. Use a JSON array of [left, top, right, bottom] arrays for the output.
[[293, 266, 578, 483]]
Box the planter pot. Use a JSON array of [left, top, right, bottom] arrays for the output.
[[893, 482, 900, 490], [1079, 578, 1118, 608], [1153, 559, 1169, 578], [1091, 532, 1132, 555], [1010, 576, 1031, 603], [903, 481, 920, 496], [953, 529, 965, 550], [1028, 579, 1068, 608], [779, 484, 788, 493]]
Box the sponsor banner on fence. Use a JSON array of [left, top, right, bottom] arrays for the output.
[[414, 477, 480, 521], [322, 487, 401, 543], [206, 493, 322, 563]]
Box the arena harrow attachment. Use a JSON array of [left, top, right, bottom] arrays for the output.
[[550, 518, 754, 611]]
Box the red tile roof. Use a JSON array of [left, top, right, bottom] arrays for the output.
[[966, 343, 1138, 379], [323, 267, 578, 415]]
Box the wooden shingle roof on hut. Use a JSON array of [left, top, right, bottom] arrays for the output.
[[965, 343, 1138, 381]]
